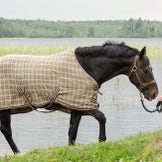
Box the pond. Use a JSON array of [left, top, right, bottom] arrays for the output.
[[0, 38, 162, 155]]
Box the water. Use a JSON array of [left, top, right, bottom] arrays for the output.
[[0, 38, 162, 155], [0, 38, 162, 47]]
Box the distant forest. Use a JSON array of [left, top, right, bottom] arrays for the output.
[[0, 18, 162, 38]]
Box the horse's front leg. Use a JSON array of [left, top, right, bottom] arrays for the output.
[[68, 110, 82, 145], [0, 109, 20, 154], [86, 109, 107, 142]]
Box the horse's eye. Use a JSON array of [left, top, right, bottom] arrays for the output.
[[144, 66, 152, 73], [143, 69, 148, 73]]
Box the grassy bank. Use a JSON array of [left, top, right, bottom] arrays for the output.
[[135, 45, 162, 58], [0, 46, 69, 56], [0, 46, 162, 58], [1, 130, 162, 162]]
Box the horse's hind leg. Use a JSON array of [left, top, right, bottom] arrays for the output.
[[68, 110, 82, 145], [87, 109, 107, 142], [0, 110, 20, 154]]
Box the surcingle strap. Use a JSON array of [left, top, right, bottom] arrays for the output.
[[17, 86, 60, 111]]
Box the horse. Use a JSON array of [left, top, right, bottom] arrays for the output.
[[0, 41, 158, 154]]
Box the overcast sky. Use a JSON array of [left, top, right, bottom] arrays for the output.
[[1, 0, 162, 21]]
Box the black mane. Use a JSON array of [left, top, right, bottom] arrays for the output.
[[75, 41, 139, 58]]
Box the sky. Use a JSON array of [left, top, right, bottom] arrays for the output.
[[1, 0, 162, 21]]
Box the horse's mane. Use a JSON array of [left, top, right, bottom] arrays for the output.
[[75, 41, 139, 58]]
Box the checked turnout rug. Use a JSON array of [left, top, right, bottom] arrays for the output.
[[0, 50, 99, 114]]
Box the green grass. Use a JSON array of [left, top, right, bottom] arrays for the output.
[[135, 45, 162, 58], [0, 46, 69, 56], [1, 130, 162, 162], [0, 46, 162, 58]]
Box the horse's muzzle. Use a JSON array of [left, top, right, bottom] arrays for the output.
[[142, 83, 158, 101]]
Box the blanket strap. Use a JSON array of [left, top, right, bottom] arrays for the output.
[[17, 86, 60, 113]]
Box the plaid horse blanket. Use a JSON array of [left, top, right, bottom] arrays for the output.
[[0, 50, 99, 114]]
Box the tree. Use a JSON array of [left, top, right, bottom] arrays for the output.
[[65, 26, 75, 38], [87, 26, 95, 37], [128, 18, 136, 34], [135, 18, 143, 30]]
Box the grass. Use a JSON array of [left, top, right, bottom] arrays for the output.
[[134, 45, 162, 58], [0, 46, 69, 56], [1, 130, 162, 162], [0, 45, 162, 58]]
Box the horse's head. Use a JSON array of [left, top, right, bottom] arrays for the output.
[[128, 47, 158, 101]]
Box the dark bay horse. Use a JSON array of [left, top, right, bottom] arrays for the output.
[[0, 41, 158, 153]]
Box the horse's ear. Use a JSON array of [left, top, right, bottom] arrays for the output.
[[139, 47, 146, 59]]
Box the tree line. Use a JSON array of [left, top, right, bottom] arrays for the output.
[[0, 17, 162, 38]]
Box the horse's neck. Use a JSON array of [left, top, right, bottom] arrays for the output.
[[76, 55, 134, 86]]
